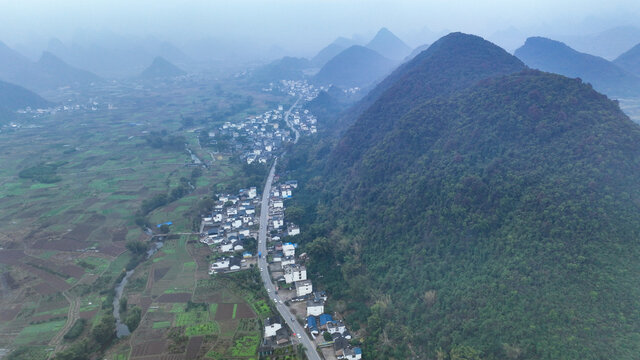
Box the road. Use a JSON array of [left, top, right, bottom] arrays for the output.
[[284, 97, 302, 144], [48, 290, 80, 358], [257, 159, 321, 360]]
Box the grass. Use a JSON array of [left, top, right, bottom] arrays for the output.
[[170, 303, 186, 313], [232, 304, 237, 319], [185, 322, 219, 336], [209, 303, 218, 319], [174, 311, 208, 327], [152, 321, 172, 329], [227, 333, 260, 357], [14, 319, 66, 345], [76, 256, 110, 274]]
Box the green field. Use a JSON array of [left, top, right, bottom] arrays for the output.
[[152, 321, 172, 329], [228, 334, 260, 357], [186, 322, 219, 336], [14, 320, 66, 345]]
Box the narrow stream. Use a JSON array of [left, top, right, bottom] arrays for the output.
[[113, 241, 163, 338]]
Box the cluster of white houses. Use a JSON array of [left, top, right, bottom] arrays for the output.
[[263, 178, 362, 359], [201, 186, 260, 274], [262, 79, 321, 102]]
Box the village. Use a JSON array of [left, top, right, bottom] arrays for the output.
[[199, 176, 361, 360], [204, 80, 319, 165]]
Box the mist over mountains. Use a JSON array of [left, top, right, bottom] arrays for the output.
[[3, 4, 640, 358]]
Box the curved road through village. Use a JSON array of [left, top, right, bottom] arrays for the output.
[[257, 99, 321, 360]]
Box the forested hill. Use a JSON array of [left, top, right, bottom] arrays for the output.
[[292, 68, 640, 359], [330, 32, 526, 168], [515, 37, 640, 98]]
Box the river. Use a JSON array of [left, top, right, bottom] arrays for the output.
[[113, 241, 163, 338]]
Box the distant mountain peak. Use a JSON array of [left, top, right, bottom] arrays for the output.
[[366, 27, 411, 60], [313, 45, 397, 88], [139, 56, 186, 79]]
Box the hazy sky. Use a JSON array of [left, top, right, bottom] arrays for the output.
[[1, 0, 639, 55]]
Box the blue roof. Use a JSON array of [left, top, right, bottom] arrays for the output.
[[354, 348, 362, 355], [319, 314, 333, 325], [307, 316, 317, 329], [157, 221, 173, 227]]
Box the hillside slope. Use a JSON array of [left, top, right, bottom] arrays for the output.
[[0, 79, 52, 123], [614, 43, 640, 77], [332, 32, 526, 164], [0, 80, 51, 110], [515, 37, 640, 98], [313, 45, 397, 89], [300, 70, 640, 360]]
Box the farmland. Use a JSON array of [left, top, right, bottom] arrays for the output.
[[114, 235, 271, 360], [0, 76, 285, 359]]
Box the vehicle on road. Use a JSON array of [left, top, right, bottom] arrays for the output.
[[297, 334, 302, 339]]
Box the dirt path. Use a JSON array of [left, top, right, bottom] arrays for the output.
[[47, 290, 80, 358]]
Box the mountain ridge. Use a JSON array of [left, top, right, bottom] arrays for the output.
[[515, 36, 640, 98]]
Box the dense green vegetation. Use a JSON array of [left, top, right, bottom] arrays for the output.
[[18, 161, 67, 183], [144, 130, 186, 151], [285, 34, 640, 360], [63, 319, 86, 340]]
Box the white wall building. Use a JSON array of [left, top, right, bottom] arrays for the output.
[[284, 264, 306, 284], [282, 243, 295, 257], [296, 280, 313, 297]]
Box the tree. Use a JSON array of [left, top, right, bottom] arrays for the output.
[[323, 331, 333, 341], [92, 314, 116, 346], [125, 241, 149, 256], [124, 307, 142, 332], [159, 224, 171, 234]]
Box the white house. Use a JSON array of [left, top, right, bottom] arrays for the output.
[[288, 226, 300, 237], [220, 241, 233, 253], [272, 217, 284, 229], [209, 259, 229, 274], [284, 265, 306, 284], [273, 199, 284, 208], [281, 188, 292, 198], [232, 219, 243, 228], [248, 187, 257, 199], [282, 243, 295, 257], [264, 317, 282, 338], [227, 207, 238, 216], [213, 213, 223, 222], [296, 280, 313, 297], [307, 299, 324, 316], [327, 320, 347, 335], [239, 228, 250, 237]]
